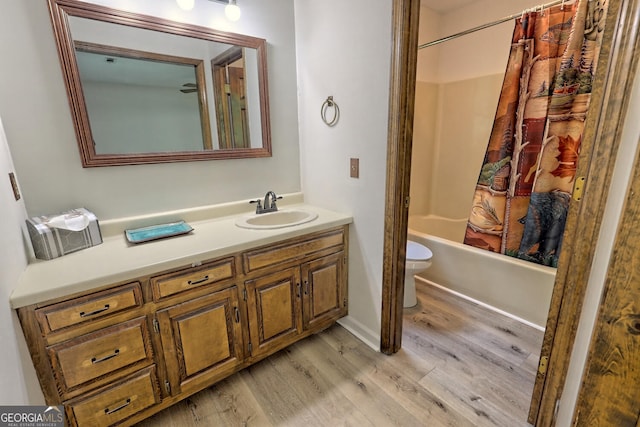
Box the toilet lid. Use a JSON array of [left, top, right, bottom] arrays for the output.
[[406, 241, 432, 261]]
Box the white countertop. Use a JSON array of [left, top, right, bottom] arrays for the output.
[[11, 203, 352, 308]]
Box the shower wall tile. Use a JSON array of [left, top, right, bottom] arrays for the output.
[[410, 81, 439, 216]]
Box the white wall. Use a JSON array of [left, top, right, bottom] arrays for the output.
[[0, 118, 43, 405], [83, 82, 204, 154], [294, 0, 393, 348], [435, 0, 545, 82], [0, 0, 299, 220]]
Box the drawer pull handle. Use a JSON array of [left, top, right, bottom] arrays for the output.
[[234, 307, 240, 323], [104, 398, 131, 415], [187, 275, 210, 286], [296, 283, 301, 298], [79, 304, 110, 317], [91, 349, 120, 364], [304, 280, 309, 295]]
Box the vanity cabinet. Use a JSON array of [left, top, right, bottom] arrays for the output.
[[149, 257, 235, 301], [34, 282, 143, 335], [19, 281, 159, 426], [16, 225, 348, 426], [243, 228, 348, 359], [155, 286, 245, 397], [301, 251, 346, 330], [46, 317, 154, 398], [245, 267, 303, 359]]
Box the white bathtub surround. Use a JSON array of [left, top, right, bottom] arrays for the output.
[[408, 214, 555, 328], [409, 215, 466, 242]]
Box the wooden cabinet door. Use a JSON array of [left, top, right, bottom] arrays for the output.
[[156, 286, 244, 396], [301, 252, 347, 331], [245, 267, 302, 359]]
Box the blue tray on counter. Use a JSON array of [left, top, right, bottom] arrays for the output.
[[125, 221, 193, 244]]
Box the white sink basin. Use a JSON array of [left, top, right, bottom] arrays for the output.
[[235, 209, 318, 230]]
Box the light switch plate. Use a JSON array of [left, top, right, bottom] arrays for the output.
[[350, 158, 359, 178]]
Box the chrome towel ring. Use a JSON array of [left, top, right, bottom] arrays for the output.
[[321, 96, 340, 126]]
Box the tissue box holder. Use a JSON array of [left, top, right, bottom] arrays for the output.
[[26, 208, 103, 260]]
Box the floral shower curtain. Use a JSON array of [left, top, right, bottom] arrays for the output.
[[463, 0, 608, 267]]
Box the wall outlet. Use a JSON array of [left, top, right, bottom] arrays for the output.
[[350, 158, 359, 178]]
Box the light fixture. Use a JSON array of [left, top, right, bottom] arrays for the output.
[[208, 0, 241, 21], [176, 0, 195, 11], [224, 0, 241, 21]]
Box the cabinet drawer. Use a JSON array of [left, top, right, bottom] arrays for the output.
[[48, 317, 153, 392], [243, 228, 344, 273], [151, 258, 235, 300], [36, 282, 142, 334], [67, 366, 160, 427]]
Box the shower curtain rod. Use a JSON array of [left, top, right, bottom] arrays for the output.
[[418, 0, 567, 49]]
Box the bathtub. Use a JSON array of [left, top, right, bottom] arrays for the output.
[[408, 215, 555, 329]]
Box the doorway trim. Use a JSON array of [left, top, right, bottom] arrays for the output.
[[380, 0, 640, 425], [380, 0, 420, 354]]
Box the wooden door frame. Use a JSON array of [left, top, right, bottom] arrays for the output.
[[572, 120, 640, 426], [380, 0, 640, 425], [380, 0, 420, 355]]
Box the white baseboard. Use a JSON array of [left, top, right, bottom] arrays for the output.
[[337, 316, 380, 351], [415, 276, 546, 332]]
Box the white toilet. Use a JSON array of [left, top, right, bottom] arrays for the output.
[[404, 240, 433, 308]]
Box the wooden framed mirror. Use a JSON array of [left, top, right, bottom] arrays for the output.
[[48, 0, 271, 167]]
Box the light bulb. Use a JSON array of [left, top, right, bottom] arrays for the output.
[[225, 2, 241, 21], [176, 0, 195, 11]]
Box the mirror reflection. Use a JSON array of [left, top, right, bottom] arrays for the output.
[[48, 0, 271, 167], [212, 46, 251, 149], [75, 43, 211, 154]]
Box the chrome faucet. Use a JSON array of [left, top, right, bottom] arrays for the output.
[[250, 191, 282, 214]]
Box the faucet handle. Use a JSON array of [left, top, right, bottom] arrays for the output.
[[249, 199, 263, 213], [270, 195, 283, 210]]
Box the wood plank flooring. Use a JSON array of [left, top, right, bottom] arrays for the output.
[[137, 280, 543, 426]]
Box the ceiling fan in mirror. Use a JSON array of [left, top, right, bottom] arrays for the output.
[[180, 83, 198, 93]]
